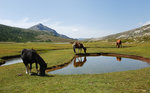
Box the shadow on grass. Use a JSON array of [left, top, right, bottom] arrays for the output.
[[17, 72, 54, 77], [30, 72, 54, 77]]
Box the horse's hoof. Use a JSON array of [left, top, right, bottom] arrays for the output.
[[26, 72, 28, 74], [29, 73, 32, 75], [37, 73, 40, 75]]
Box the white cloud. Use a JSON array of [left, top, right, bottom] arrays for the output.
[[0, 17, 105, 38], [142, 21, 150, 26], [0, 17, 50, 28]]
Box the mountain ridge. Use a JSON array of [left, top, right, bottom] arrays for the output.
[[90, 24, 150, 42]]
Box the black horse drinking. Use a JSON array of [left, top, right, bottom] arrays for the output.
[[21, 49, 47, 76]]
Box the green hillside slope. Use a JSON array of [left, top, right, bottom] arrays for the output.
[[0, 24, 73, 42]]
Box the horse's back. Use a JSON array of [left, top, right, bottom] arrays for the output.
[[21, 49, 35, 64], [72, 41, 83, 48], [116, 40, 121, 44]]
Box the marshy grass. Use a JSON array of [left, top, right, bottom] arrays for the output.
[[0, 42, 150, 93]]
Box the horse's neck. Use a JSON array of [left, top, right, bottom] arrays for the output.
[[34, 53, 46, 65]]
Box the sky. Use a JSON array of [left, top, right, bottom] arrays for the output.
[[0, 0, 150, 38]]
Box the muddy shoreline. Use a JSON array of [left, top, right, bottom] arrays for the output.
[[0, 55, 21, 65], [1, 55, 21, 60]]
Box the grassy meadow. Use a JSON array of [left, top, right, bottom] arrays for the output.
[[0, 42, 150, 93]]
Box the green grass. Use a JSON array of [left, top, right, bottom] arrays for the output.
[[0, 42, 150, 93]]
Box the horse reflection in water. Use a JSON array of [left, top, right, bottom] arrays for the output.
[[73, 56, 87, 67], [116, 57, 122, 62]]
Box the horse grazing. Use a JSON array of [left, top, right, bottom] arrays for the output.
[[21, 49, 47, 76], [116, 40, 122, 48], [72, 41, 87, 54]]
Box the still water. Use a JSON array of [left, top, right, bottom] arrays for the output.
[[1, 55, 150, 75], [48, 56, 150, 75], [1, 58, 22, 66]]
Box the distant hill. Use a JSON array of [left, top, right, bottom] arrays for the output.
[[0, 24, 74, 42], [90, 24, 150, 42], [29, 23, 70, 39]]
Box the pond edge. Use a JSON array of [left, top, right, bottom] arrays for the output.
[[46, 52, 150, 72]]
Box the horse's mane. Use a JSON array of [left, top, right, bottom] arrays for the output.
[[32, 50, 46, 66]]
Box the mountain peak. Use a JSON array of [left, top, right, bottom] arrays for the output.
[[29, 23, 71, 39], [36, 23, 44, 26], [29, 23, 55, 32]]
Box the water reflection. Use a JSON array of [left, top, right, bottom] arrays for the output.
[[73, 56, 87, 67], [116, 57, 122, 62], [48, 55, 150, 75]]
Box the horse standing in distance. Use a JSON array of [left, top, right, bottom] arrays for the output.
[[72, 41, 87, 54], [21, 49, 47, 76], [116, 40, 122, 48]]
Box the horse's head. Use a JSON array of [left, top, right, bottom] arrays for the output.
[[40, 63, 47, 76], [83, 47, 87, 54]]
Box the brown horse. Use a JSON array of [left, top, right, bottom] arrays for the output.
[[116, 40, 122, 48], [72, 41, 86, 54]]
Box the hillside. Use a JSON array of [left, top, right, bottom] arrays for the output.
[[91, 24, 150, 42], [0, 24, 74, 42], [29, 23, 70, 39]]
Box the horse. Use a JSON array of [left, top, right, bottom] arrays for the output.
[[116, 40, 122, 48], [72, 41, 87, 54], [21, 49, 47, 76]]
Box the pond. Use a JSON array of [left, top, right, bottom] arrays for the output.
[[47, 55, 150, 75], [1, 53, 150, 75], [1, 58, 22, 66]]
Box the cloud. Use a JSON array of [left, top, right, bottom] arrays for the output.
[[0, 17, 105, 38], [0, 17, 50, 28], [48, 23, 103, 38], [142, 21, 150, 26]]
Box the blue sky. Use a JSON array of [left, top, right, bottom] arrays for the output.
[[0, 0, 150, 38]]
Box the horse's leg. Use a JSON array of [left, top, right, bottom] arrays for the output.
[[73, 46, 76, 54], [117, 43, 119, 48], [25, 64, 29, 74], [36, 63, 40, 75], [83, 47, 86, 54], [29, 63, 32, 75], [80, 48, 82, 53], [120, 43, 122, 48], [119, 44, 120, 48]]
